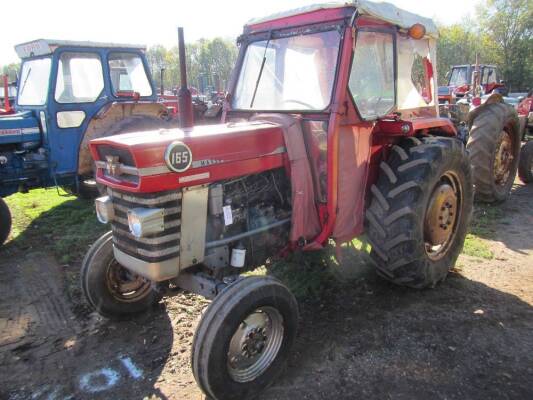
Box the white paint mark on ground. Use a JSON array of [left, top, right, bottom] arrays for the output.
[[119, 355, 144, 380], [78, 367, 120, 393]]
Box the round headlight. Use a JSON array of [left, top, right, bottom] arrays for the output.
[[127, 211, 142, 238]]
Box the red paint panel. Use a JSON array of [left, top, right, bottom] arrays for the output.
[[246, 7, 352, 33], [91, 122, 287, 193]]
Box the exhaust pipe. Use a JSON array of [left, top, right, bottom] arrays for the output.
[[177, 27, 194, 128]]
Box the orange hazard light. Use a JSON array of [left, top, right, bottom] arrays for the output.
[[408, 23, 426, 40]]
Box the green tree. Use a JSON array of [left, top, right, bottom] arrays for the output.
[[477, 0, 533, 90]]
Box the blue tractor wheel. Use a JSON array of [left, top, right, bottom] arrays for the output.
[[0, 197, 12, 246]]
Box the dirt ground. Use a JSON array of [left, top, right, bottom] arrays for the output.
[[1, 182, 532, 400]]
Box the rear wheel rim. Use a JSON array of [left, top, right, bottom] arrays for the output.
[[424, 172, 463, 260], [227, 306, 284, 383], [105, 260, 152, 303], [494, 130, 514, 186]]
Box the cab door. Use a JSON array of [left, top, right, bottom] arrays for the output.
[[47, 50, 108, 177]]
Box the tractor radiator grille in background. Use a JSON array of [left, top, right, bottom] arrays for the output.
[[108, 188, 182, 263]]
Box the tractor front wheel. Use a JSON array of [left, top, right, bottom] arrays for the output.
[[192, 276, 298, 400], [518, 141, 533, 184], [366, 136, 473, 288], [0, 197, 12, 246], [467, 102, 520, 202], [81, 231, 161, 318]]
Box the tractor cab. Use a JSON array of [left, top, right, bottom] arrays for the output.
[[0, 39, 163, 199]]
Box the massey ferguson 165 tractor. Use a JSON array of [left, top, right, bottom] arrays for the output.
[[0, 39, 170, 246], [82, 2, 483, 398]]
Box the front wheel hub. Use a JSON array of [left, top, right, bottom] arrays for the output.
[[227, 307, 284, 382]]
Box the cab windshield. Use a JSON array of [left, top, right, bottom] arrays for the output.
[[233, 30, 341, 111], [449, 67, 469, 87], [18, 57, 52, 106]]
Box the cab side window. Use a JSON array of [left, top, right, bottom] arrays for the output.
[[349, 31, 395, 120], [55, 52, 104, 103], [108, 52, 152, 97]]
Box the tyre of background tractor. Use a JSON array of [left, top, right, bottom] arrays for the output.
[[81, 231, 161, 318], [365, 136, 473, 289], [467, 102, 520, 202], [0, 197, 12, 246], [74, 114, 176, 200], [192, 276, 298, 400], [518, 141, 533, 184]]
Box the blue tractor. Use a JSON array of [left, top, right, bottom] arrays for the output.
[[0, 39, 171, 246]]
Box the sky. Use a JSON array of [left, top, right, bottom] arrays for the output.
[[1, 0, 482, 65]]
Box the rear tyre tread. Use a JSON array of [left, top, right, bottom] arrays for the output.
[[518, 141, 533, 183], [467, 102, 520, 202], [366, 136, 473, 289]]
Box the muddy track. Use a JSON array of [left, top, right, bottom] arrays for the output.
[[1, 183, 532, 400]]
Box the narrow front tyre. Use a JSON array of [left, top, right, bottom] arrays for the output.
[[81, 231, 161, 318], [0, 197, 12, 246], [192, 276, 298, 400]]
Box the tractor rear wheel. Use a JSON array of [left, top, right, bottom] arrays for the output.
[[0, 197, 12, 246], [518, 141, 533, 184], [366, 136, 473, 288], [192, 276, 298, 400], [81, 231, 161, 318], [467, 103, 520, 202]]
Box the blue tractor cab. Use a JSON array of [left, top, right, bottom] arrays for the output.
[[0, 39, 170, 245]]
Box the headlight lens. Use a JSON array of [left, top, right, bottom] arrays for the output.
[[95, 196, 114, 224], [127, 208, 165, 238]]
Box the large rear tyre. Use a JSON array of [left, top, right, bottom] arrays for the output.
[[0, 197, 12, 246], [81, 231, 161, 318], [518, 141, 533, 184], [192, 276, 298, 400], [467, 103, 520, 202], [366, 136, 473, 288]]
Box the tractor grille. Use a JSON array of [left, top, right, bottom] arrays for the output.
[[108, 188, 182, 263]]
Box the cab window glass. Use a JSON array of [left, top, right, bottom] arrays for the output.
[[397, 36, 435, 109], [108, 52, 152, 96], [411, 54, 432, 104], [18, 57, 52, 106], [349, 31, 395, 120], [55, 52, 104, 103]]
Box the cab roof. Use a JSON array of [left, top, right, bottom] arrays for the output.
[[246, 0, 438, 38], [15, 39, 146, 59]]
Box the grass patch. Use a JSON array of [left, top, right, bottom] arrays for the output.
[[4, 188, 107, 263], [462, 233, 494, 259], [469, 203, 504, 238], [246, 238, 372, 300]]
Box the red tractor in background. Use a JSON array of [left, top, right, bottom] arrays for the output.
[[0, 74, 16, 115], [81, 1, 520, 399], [438, 60, 520, 202], [518, 91, 533, 183], [438, 64, 508, 104]]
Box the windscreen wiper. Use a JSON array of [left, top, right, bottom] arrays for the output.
[[20, 67, 32, 96], [249, 38, 271, 109]]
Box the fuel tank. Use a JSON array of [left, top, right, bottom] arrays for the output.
[[90, 121, 288, 193]]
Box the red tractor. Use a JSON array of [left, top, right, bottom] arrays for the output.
[[81, 2, 518, 399], [438, 64, 508, 104], [518, 91, 533, 183]]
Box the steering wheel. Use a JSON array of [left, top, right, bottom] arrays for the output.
[[282, 99, 315, 109]]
